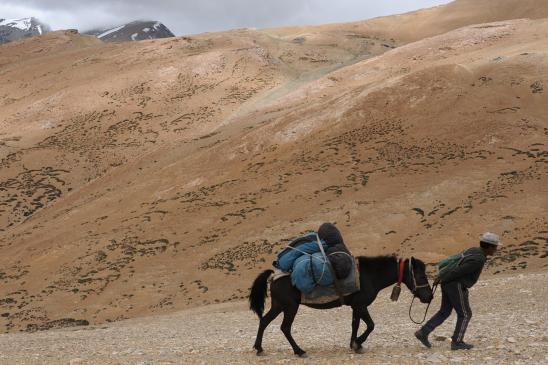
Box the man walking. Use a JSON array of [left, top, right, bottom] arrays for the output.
[[414, 232, 500, 350]]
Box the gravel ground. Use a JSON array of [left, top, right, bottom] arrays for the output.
[[0, 272, 546, 365]]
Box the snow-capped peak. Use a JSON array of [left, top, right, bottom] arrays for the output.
[[84, 20, 174, 43], [0, 18, 33, 31], [0, 17, 51, 44], [97, 24, 126, 39]]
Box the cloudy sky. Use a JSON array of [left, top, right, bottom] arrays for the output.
[[1, 0, 452, 35]]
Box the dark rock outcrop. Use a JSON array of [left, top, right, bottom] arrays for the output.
[[85, 20, 175, 42]]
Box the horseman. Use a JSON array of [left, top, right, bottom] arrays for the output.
[[414, 232, 501, 350]]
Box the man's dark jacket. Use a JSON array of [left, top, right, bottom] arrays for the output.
[[442, 247, 487, 288]]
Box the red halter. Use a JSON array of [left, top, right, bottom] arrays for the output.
[[397, 258, 405, 286]]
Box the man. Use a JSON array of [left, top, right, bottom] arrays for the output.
[[415, 232, 500, 350]]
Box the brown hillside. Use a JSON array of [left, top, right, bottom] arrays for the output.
[[265, 0, 548, 43], [0, 1, 546, 332]]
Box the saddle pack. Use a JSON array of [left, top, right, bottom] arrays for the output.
[[272, 224, 354, 295]]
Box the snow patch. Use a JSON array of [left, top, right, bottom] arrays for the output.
[[0, 18, 32, 31], [131, 33, 138, 41], [153, 22, 161, 30], [98, 24, 125, 39], [143, 27, 150, 33]]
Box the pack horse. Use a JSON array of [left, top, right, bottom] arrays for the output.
[[249, 255, 434, 356]]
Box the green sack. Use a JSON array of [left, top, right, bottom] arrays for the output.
[[437, 252, 465, 282]]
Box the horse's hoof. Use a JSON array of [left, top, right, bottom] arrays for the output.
[[296, 352, 308, 358], [351, 341, 365, 354], [256, 350, 266, 356]]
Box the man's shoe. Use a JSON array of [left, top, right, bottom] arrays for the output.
[[451, 341, 474, 350], [415, 329, 432, 348]]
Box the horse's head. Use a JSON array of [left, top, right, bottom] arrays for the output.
[[403, 257, 433, 303]]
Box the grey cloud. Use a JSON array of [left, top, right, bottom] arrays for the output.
[[0, 0, 452, 36]]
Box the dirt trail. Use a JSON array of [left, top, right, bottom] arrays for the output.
[[249, 54, 371, 110], [0, 272, 545, 365]]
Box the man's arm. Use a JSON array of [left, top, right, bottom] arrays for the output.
[[442, 255, 484, 283]]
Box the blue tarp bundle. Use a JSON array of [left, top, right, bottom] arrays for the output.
[[274, 232, 327, 272], [291, 252, 334, 293], [273, 226, 353, 294], [272, 231, 335, 294]]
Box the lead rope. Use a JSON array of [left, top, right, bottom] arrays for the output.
[[409, 281, 438, 324]]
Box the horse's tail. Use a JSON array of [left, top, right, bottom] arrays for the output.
[[249, 269, 274, 319]]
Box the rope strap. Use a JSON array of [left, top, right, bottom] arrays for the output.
[[282, 233, 351, 306], [316, 233, 345, 306]]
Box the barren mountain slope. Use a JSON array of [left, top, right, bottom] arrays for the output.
[[0, 24, 402, 332], [0, 25, 387, 231], [265, 0, 548, 44], [0, 3, 547, 332]]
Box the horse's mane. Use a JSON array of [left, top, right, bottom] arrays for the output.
[[357, 255, 426, 271], [357, 255, 397, 271]]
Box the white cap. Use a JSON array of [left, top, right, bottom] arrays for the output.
[[480, 232, 501, 246]]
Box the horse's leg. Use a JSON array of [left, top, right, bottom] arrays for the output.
[[253, 300, 283, 355], [280, 303, 306, 357], [354, 307, 375, 353], [350, 308, 360, 349]]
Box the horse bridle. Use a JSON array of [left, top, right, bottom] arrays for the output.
[[405, 257, 438, 324], [397, 257, 429, 294], [407, 257, 430, 294]]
